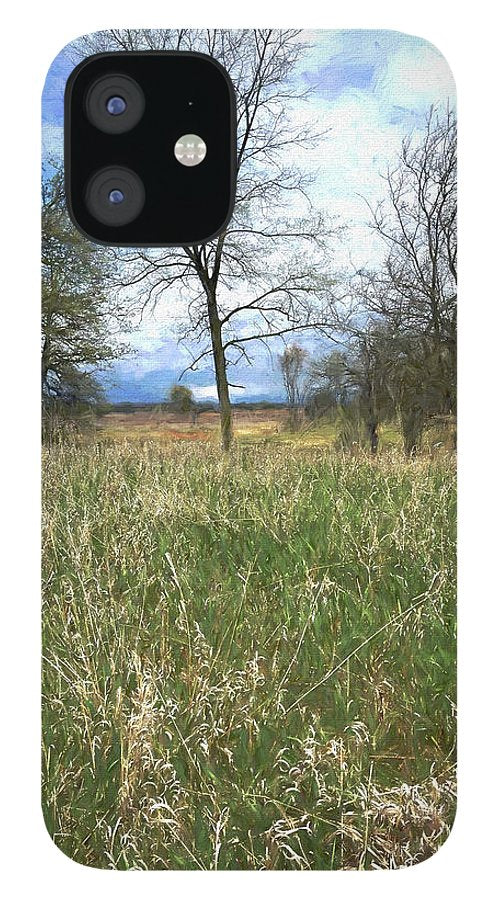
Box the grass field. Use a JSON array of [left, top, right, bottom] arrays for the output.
[[42, 426, 456, 869]]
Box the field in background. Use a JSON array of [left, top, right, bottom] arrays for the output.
[[94, 405, 434, 451], [97, 405, 291, 444], [42, 431, 456, 869]]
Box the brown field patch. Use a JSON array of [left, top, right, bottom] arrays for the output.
[[96, 405, 289, 442]]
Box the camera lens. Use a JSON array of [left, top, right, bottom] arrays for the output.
[[85, 167, 145, 226], [106, 96, 127, 116], [108, 189, 125, 204], [85, 75, 145, 134]]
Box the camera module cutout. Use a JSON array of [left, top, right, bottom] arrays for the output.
[[65, 52, 236, 245]]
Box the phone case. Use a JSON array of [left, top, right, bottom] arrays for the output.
[[42, 29, 457, 870]]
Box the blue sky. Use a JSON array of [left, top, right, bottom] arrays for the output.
[[43, 30, 455, 404]]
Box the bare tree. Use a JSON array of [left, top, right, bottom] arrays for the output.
[[72, 29, 339, 450], [307, 350, 350, 420], [278, 344, 308, 430], [328, 105, 458, 455], [308, 327, 400, 454], [341, 323, 455, 457], [357, 105, 457, 419], [371, 329, 454, 456]]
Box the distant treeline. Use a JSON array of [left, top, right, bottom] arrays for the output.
[[97, 399, 288, 414]]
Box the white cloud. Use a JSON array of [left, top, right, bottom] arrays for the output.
[[192, 385, 222, 400], [379, 38, 455, 112]]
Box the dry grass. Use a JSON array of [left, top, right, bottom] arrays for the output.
[[42, 438, 456, 869], [95, 407, 289, 445]]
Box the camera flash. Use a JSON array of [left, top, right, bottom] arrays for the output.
[[174, 134, 207, 167]]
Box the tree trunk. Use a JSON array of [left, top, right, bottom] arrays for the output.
[[365, 377, 378, 455], [368, 421, 379, 455], [206, 289, 233, 452], [401, 406, 424, 457], [41, 331, 51, 396], [289, 406, 300, 432]]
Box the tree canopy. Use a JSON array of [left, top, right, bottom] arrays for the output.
[[42, 167, 130, 405]]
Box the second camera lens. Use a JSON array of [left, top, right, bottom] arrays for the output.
[[85, 167, 145, 226]]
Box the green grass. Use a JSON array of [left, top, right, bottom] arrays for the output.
[[42, 440, 456, 869]]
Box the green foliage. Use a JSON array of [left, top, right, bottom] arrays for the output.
[[42, 166, 129, 405], [168, 384, 196, 414], [42, 441, 456, 869]]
